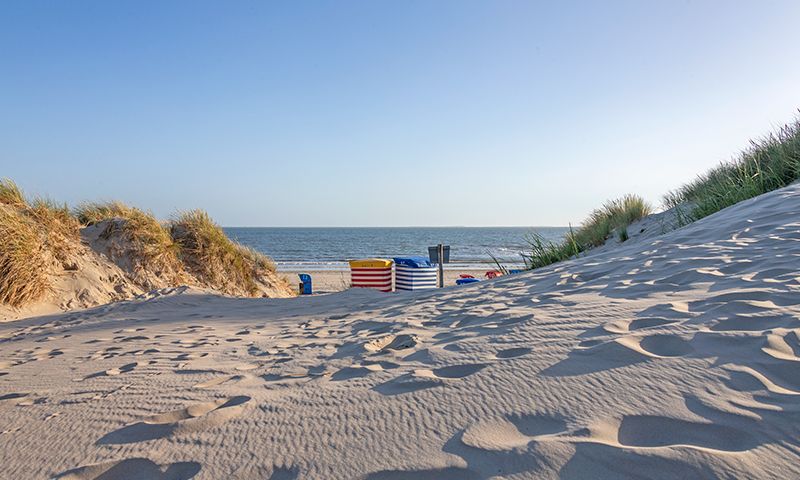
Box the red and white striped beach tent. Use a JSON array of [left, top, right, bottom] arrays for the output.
[[349, 258, 393, 292]]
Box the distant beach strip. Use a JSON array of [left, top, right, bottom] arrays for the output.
[[223, 227, 568, 271]]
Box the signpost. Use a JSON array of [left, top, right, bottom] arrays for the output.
[[428, 244, 450, 288]]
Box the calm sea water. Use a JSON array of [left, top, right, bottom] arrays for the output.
[[224, 227, 569, 271]]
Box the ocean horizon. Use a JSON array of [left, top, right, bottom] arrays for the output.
[[224, 226, 570, 271]]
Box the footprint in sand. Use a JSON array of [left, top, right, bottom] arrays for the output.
[[364, 467, 480, 480], [33, 348, 64, 360], [573, 333, 693, 368], [105, 362, 140, 376], [616, 415, 757, 452], [372, 373, 443, 396], [97, 396, 251, 444], [431, 363, 488, 379], [84, 362, 141, 379], [193, 375, 245, 389], [55, 457, 201, 480], [0, 392, 30, 405], [636, 334, 694, 357], [330, 366, 373, 381], [235, 363, 258, 371], [268, 466, 300, 480], [170, 352, 209, 361], [262, 368, 314, 385], [723, 364, 800, 395], [364, 334, 418, 353], [494, 347, 532, 359], [119, 335, 149, 342], [16, 396, 46, 406], [762, 331, 800, 361], [627, 317, 679, 330], [709, 311, 798, 332], [461, 418, 532, 450], [461, 413, 567, 451], [372, 363, 488, 396]]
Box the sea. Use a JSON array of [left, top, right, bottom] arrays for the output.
[[224, 227, 570, 271]]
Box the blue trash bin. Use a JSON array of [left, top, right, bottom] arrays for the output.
[[298, 273, 312, 295]]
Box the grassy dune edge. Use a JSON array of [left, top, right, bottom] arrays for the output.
[[0, 184, 293, 313], [524, 114, 800, 270]]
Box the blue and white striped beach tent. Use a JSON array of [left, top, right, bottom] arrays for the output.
[[394, 257, 438, 291]]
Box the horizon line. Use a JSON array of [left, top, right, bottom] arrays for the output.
[[221, 225, 571, 229]]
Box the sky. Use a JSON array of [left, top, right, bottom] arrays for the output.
[[2, 1, 800, 227]]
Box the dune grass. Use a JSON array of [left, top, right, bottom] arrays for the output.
[[75, 201, 133, 226], [1, 181, 287, 307], [0, 206, 49, 307], [523, 194, 651, 271], [521, 226, 581, 270], [0, 178, 26, 207], [170, 210, 274, 296], [75, 201, 182, 278], [664, 116, 800, 219], [28, 198, 80, 262], [0, 180, 80, 259], [572, 194, 652, 248]]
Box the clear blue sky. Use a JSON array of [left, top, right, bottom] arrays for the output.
[[2, 1, 799, 227]]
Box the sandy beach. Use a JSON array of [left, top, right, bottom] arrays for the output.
[[279, 268, 495, 294], [4, 3, 800, 477], [2, 183, 799, 479]]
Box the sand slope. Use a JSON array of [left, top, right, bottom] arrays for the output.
[[1, 184, 800, 479]]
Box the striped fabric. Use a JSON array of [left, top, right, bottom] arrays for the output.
[[395, 265, 438, 291], [351, 267, 392, 292]]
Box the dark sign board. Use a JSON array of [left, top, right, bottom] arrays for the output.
[[428, 245, 450, 264]]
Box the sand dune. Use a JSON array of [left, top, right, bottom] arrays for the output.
[[1, 184, 800, 478]]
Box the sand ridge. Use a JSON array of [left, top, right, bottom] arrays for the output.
[[1, 184, 800, 478]]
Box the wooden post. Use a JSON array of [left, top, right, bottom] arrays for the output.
[[438, 243, 444, 288]]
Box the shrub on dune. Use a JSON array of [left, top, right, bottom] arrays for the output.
[[0, 206, 49, 307], [170, 210, 276, 296]]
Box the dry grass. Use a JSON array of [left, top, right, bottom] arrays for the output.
[[0, 178, 26, 207], [0, 181, 80, 308], [29, 198, 80, 262], [237, 244, 278, 274], [1, 181, 289, 307], [170, 210, 275, 296], [75, 201, 132, 226], [0, 206, 49, 307], [75, 201, 182, 281]]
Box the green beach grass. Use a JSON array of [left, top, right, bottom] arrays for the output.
[[663, 116, 800, 219], [522, 194, 651, 270], [523, 114, 800, 272]]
